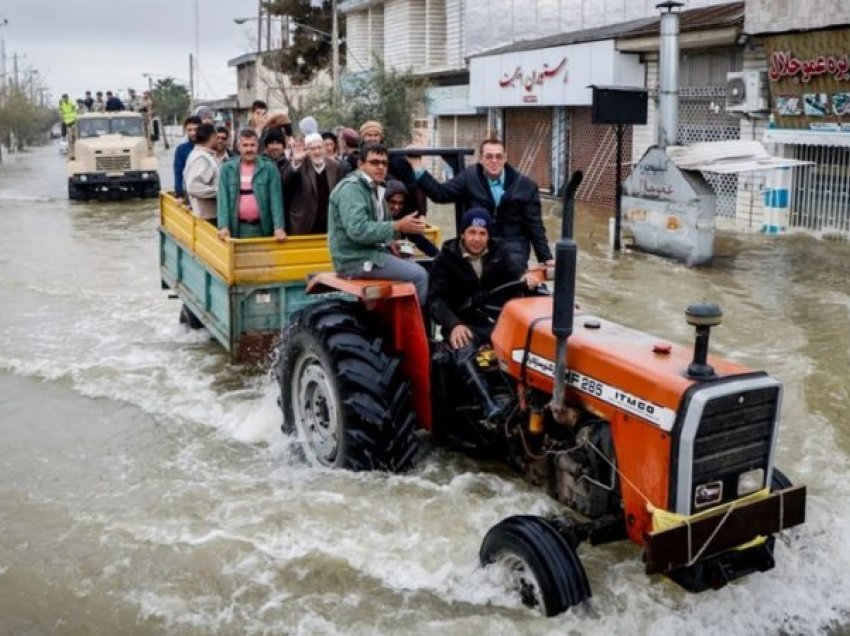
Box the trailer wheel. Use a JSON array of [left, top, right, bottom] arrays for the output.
[[277, 299, 419, 472], [179, 304, 204, 330], [480, 515, 591, 617], [770, 468, 793, 490]]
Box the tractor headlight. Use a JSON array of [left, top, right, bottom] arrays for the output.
[[79, 175, 87, 182], [737, 467, 765, 496], [141, 172, 149, 179]]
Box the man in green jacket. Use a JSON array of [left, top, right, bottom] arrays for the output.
[[328, 142, 429, 304], [217, 129, 286, 241], [58, 94, 78, 139]]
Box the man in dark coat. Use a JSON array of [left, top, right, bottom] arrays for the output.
[[429, 207, 539, 419], [104, 91, 125, 112], [283, 132, 344, 235], [408, 138, 553, 271]]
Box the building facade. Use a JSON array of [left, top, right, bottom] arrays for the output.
[[341, 0, 850, 238]]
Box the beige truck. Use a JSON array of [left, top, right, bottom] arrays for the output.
[[67, 111, 160, 200]]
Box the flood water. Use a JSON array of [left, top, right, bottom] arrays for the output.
[[1, 143, 849, 635]]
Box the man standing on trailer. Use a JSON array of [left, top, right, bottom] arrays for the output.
[[217, 129, 286, 241]]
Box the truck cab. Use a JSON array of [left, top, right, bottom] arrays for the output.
[[67, 111, 160, 200]]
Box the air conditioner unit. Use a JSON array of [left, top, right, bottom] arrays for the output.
[[726, 70, 768, 113]]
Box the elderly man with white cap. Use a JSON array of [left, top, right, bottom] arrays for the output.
[[283, 132, 345, 235]]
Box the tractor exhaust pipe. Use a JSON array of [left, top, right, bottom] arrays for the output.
[[550, 171, 584, 417], [685, 302, 723, 379]]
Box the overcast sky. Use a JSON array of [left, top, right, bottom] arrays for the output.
[[1, 0, 262, 103]]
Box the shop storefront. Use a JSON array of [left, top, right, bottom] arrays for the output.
[[469, 39, 644, 198], [760, 28, 850, 237]]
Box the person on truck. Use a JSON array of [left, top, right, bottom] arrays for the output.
[[217, 129, 286, 242], [105, 91, 125, 112], [173, 115, 202, 199], [58, 94, 78, 139], [407, 138, 554, 271], [327, 142, 429, 305], [183, 123, 220, 222], [429, 207, 539, 420]]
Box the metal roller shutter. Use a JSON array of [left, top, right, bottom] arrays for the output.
[[504, 107, 553, 191]]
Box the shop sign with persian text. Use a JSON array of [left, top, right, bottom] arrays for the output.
[[469, 40, 643, 108], [762, 29, 850, 128]]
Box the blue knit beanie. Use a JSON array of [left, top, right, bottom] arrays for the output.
[[460, 207, 492, 232]]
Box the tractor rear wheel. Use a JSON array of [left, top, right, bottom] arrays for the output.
[[480, 515, 591, 616], [277, 299, 419, 472]]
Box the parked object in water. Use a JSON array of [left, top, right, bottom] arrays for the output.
[[66, 111, 160, 201]]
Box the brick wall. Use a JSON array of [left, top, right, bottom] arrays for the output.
[[504, 107, 553, 191], [570, 106, 633, 211]]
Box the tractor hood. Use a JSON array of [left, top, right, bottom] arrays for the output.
[[491, 296, 750, 431]]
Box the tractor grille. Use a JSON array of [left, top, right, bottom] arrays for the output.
[[96, 155, 131, 172], [690, 385, 779, 509]]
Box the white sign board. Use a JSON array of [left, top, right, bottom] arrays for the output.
[[469, 40, 644, 107]]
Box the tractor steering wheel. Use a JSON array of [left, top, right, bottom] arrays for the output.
[[457, 279, 539, 323], [481, 280, 537, 314]]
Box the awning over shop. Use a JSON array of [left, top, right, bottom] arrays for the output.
[[763, 128, 850, 148], [666, 140, 813, 174]]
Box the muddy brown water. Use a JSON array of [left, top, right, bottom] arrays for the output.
[[1, 144, 849, 635]]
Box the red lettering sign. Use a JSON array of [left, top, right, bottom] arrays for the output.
[[498, 57, 568, 92], [769, 51, 850, 83]]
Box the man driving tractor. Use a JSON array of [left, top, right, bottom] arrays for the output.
[[429, 207, 539, 420]]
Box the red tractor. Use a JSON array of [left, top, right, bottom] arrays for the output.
[[275, 172, 806, 616]]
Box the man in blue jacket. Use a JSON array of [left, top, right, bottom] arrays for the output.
[[173, 115, 201, 199]]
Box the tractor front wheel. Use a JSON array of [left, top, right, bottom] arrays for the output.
[[277, 299, 419, 472], [480, 515, 591, 616]]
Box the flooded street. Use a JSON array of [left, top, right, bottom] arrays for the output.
[[1, 143, 850, 635]]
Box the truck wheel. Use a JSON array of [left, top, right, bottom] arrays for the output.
[[480, 515, 591, 616], [179, 304, 204, 330], [278, 299, 419, 472], [771, 468, 793, 490]]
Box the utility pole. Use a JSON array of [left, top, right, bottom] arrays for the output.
[[0, 17, 7, 105], [332, 0, 340, 103], [257, 0, 263, 54], [189, 53, 195, 111], [12, 51, 23, 89]]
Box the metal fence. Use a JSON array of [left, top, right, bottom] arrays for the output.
[[790, 145, 850, 239], [677, 86, 742, 219]]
